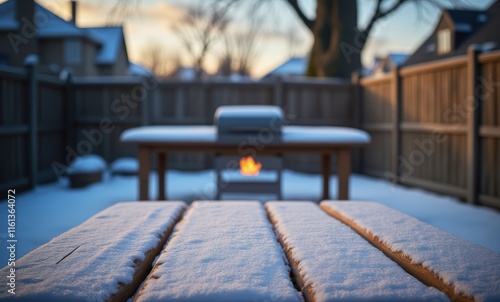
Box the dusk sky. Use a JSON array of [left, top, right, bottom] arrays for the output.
[[11, 0, 498, 77]]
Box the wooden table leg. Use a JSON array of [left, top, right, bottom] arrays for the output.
[[322, 153, 331, 200], [337, 148, 352, 200], [157, 152, 166, 200], [138, 146, 151, 201]]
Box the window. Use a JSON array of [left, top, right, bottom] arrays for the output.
[[64, 40, 81, 64], [437, 29, 451, 54]]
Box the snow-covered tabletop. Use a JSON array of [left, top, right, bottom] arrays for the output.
[[120, 125, 371, 200], [0, 202, 185, 301], [120, 125, 371, 145], [321, 201, 500, 302], [135, 201, 301, 302], [266, 201, 446, 302]]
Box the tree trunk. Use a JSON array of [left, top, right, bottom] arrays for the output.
[[308, 0, 362, 78]]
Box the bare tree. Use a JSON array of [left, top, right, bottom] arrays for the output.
[[217, 21, 261, 77], [139, 44, 181, 77], [173, 2, 232, 78], [289, 0, 470, 77], [113, 0, 470, 78]]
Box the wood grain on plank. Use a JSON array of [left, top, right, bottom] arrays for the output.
[[107, 206, 184, 302], [266, 209, 316, 302], [320, 204, 474, 302]]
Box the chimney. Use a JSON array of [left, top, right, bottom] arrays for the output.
[[71, 0, 77, 25], [15, 0, 38, 66]]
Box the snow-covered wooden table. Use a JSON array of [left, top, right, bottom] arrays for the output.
[[2, 201, 499, 302], [120, 125, 371, 201]]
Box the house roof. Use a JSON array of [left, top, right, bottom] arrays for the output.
[[129, 62, 152, 77], [0, 0, 127, 65], [0, 0, 98, 41], [405, 1, 500, 66], [446, 9, 487, 33], [0, 0, 17, 30], [263, 57, 308, 78], [386, 53, 409, 66], [85, 27, 126, 65]]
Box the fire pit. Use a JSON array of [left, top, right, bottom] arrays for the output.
[[214, 106, 284, 199]]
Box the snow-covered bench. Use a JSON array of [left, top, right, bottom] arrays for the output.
[[0, 201, 185, 301], [266, 201, 446, 302], [134, 201, 301, 302], [321, 201, 500, 302]]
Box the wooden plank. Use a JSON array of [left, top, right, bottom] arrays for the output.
[[480, 126, 500, 138], [135, 202, 300, 302], [478, 49, 500, 64], [400, 55, 467, 76], [0, 202, 185, 302], [267, 202, 446, 302], [321, 201, 500, 302]]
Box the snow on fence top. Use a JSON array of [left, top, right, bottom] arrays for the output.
[[0, 201, 186, 301], [321, 201, 500, 302], [266, 201, 447, 302], [135, 201, 301, 302]]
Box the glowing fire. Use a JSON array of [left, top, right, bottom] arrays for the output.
[[239, 156, 262, 176]]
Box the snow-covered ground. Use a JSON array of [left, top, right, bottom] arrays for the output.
[[1, 170, 499, 264]]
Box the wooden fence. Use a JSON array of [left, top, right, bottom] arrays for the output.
[[359, 48, 500, 208], [1, 48, 499, 209], [0, 64, 68, 192]]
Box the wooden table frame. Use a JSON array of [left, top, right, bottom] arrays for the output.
[[134, 143, 356, 201]]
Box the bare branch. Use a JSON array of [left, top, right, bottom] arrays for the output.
[[285, 0, 314, 30], [362, 0, 406, 38], [173, 2, 231, 78]]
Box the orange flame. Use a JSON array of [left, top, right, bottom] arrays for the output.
[[239, 156, 262, 176]]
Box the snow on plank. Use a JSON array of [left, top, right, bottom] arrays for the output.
[[135, 201, 301, 302], [0, 201, 185, 302], [321, 201, 500, 302], [266, 201, 446, 302]]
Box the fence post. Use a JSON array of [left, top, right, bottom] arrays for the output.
[[25, 55, 38, 188], [65, 72, 74, 150], [141, 77, 150, 126], [274, 76, 283, 108], [391, 66, 402, 183], [466, 45, 481, 204]]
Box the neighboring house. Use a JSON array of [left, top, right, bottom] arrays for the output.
[[372, 53, 409, 75], [405, 0, 500, 66], [262, 57, 308, 79], [0, 0, 139, 77], [129, 62, 153, 77]]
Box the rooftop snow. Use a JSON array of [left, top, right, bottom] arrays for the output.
[[86, 27, 124, 65]]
